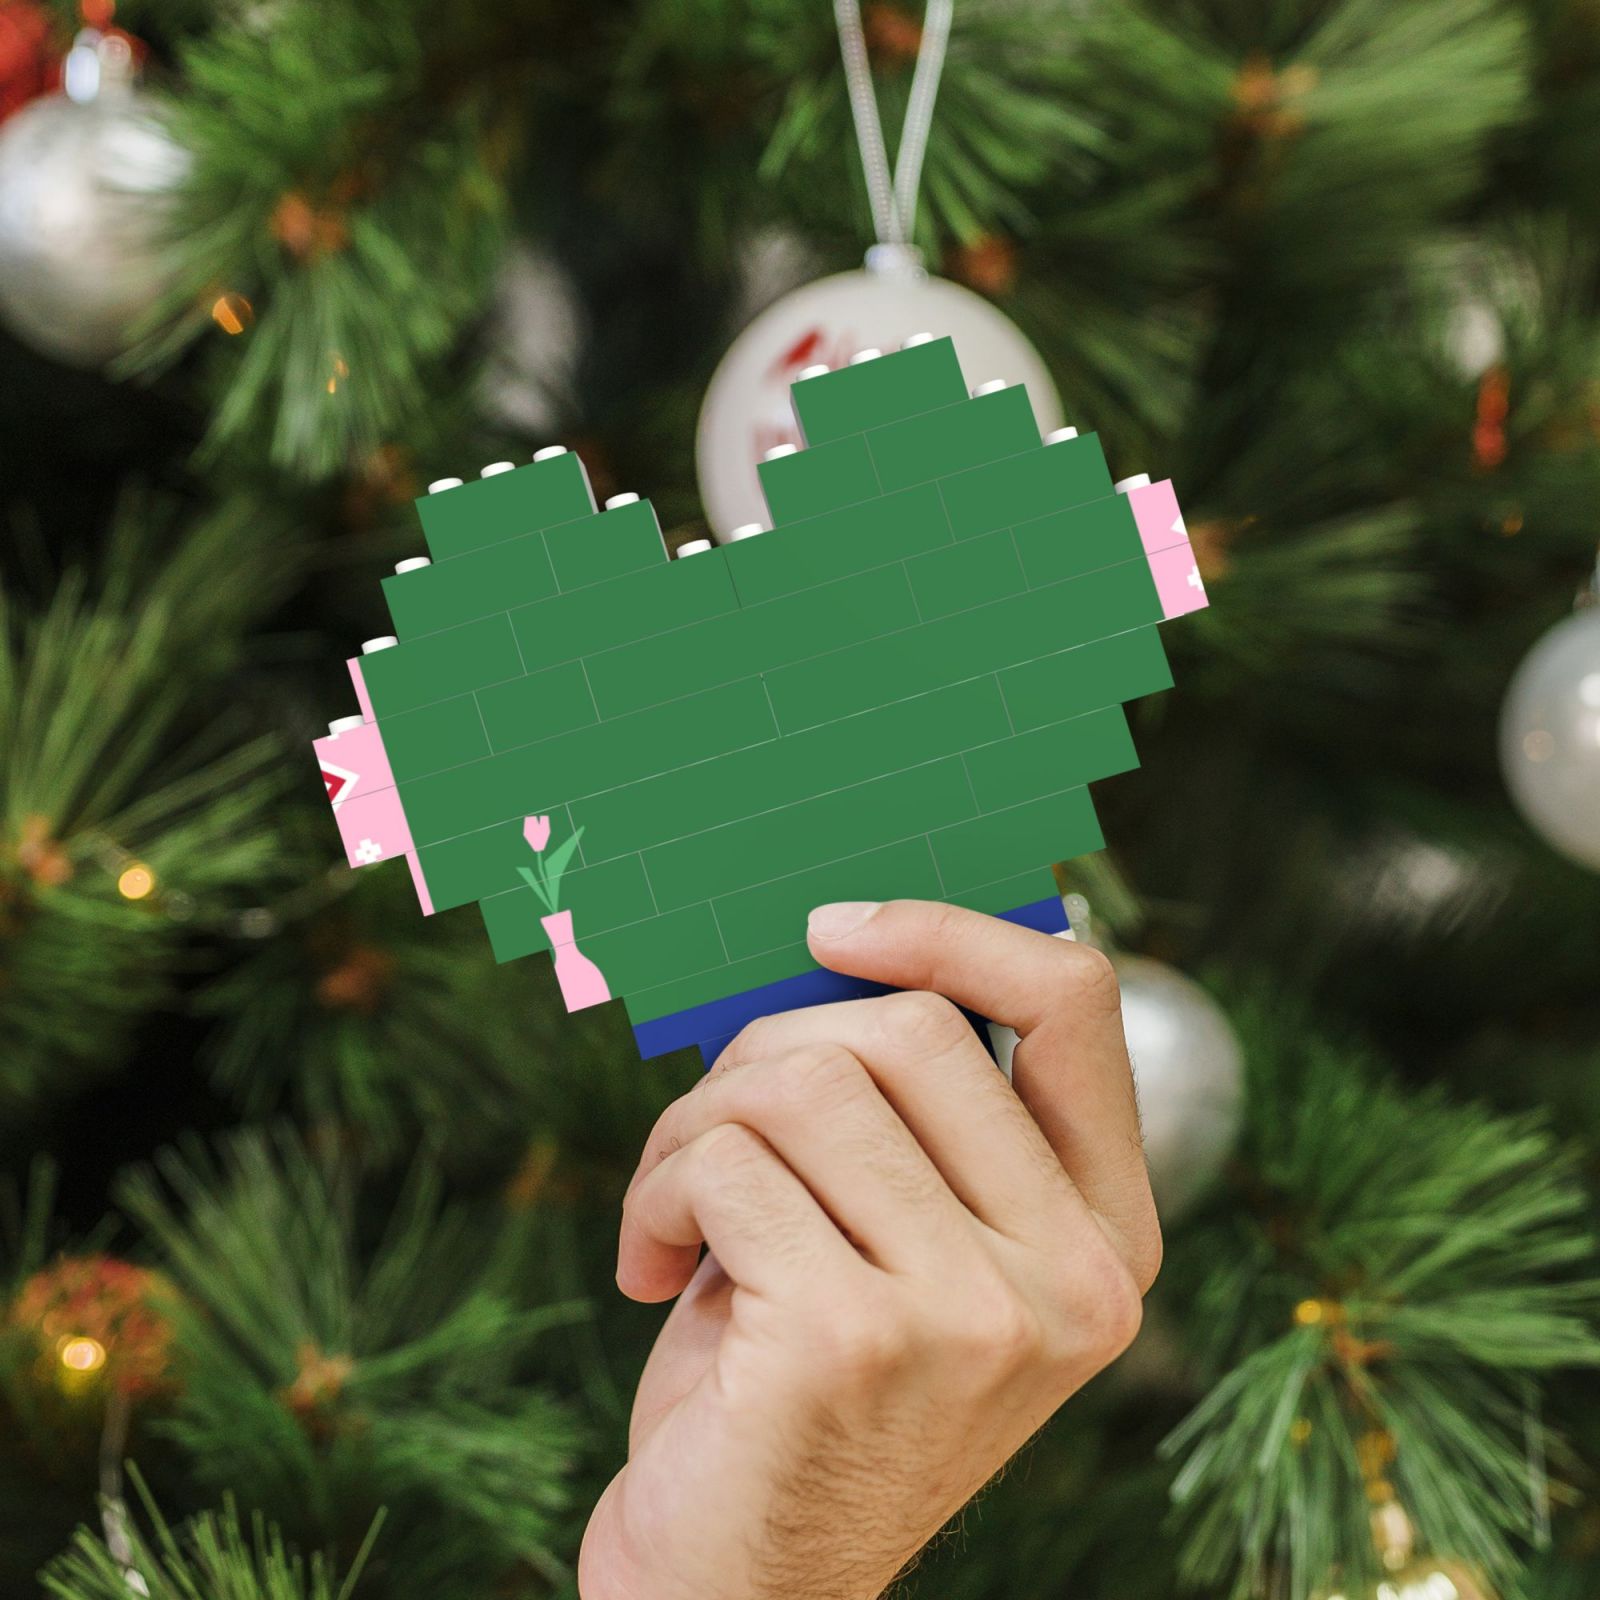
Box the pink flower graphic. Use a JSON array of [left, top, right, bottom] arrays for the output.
[[523, 814, 551, 853]]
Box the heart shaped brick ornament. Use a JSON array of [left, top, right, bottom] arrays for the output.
[[314, 337, 1208, 1062]]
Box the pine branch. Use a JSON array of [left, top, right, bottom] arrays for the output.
[[116, 1129, 586, 1599], [197, 836, 576, 1159], [1161, 994, 1600, 1599], [0, 503, 297, 1110], [43, 1468, 384, 1600], [118, 0, 524, 478]]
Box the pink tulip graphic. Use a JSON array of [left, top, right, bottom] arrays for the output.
[[518, 814, 611, 1012]]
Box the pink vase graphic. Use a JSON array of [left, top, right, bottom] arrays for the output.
[[541, 910, 612, 1011]]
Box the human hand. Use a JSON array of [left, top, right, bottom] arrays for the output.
[[578, 899, 1161, 1600]]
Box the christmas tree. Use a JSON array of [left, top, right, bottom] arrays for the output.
[[3, 0, 1600, 1596]]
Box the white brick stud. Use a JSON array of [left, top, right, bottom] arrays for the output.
[[1115, 473, 1152, 495], [329, 715, 364, 735], [480, 461, 515, 477], [394, 557, 431, 574], [902, 331, 935, 346], [797, 363, 830, 380], [849, 348, 882, 364], [532, 444, 568, 462], [426, 476, 462, 494], [729, 523, 765, 541], [361, 636, 398, 653], [972, 378, 1008, 397], [1045, 426, 1079, 445], [605, 491, 640, 510], [764, 443, 798, 460], [676, 538, 713, 557]]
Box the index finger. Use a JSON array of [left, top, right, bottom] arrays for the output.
[[806, 899, 1158, 1287]]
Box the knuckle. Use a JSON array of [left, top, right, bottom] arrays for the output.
[[816, 1293, 912, 1380], [1065, 1237, 1145, 1362], [945, 1280, 1046, 1377], [719, 1013, 780, 1069], [693, 1121, 769, 1185], [911, 898, 968, 948], [877, 988, 968, 1053], [768, 1044, 871, 1116], [1130, 1208, 1164, 1296], [1062, 943, 1122, 1017]]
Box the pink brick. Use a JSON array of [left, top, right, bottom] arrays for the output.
[[1146, 540, 1209, 620], [1125, 478, 1189, 557], [332, 784, 415, 870], [314, 719, 396, 808]]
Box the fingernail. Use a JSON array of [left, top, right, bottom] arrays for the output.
[[807, 901, 881, 940]]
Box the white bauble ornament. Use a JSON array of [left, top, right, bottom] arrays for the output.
[[1116, 956, 1244, 1224], [479, 244, 585, 436], [0, 61, 186, 366], [1498, 606, 1600, 872], [696, 255, 1063, 540]]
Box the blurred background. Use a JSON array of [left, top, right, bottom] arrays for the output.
[[3, 1, 1600, 1597]]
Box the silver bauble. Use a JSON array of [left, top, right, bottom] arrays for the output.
[[479, 244, 585, 436], [0, 82, 186, 366], [1116, 956, 1244, 1224], [1498, 606, 1600, 872]]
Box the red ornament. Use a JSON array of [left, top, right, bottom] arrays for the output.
[[0, 1, 56, 125], [10, 1254, 176, 1398], [1473, 365, 1510, 470]]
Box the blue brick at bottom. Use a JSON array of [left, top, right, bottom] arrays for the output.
[[627, 895, 1073, 1064]]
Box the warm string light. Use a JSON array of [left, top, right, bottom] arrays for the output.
[[210, 292, 253, 335], [116, 862, 155, 900], [58, 1334, 107, 1373]]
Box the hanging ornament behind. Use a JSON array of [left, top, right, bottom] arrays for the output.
[[1499, 596, 1600, 873], [695, 0, 1062, 539], [989, 907, 1244, 1224], [479, 243, 585, 437], [698, 267, 1064, 538], [1116, 954, 1244, 1222], [0, 27, 186, 367]]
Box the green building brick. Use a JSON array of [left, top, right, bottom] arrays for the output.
[[757, 434, 880, 523], [475, 659, 598, 753], [624, 941, 819, 1027], [572, 676, 1009, 859], [581, 902, 727, 994], [510, 548, 738, 674], [930, 788, 1104, 895], [963, 705, 1138, 811], [712, 837, 942, 963], [765, 555, 1163, 732], [642, 755, 976, 912], [544, 496, 666, 591], [383, 528, 558, 640], [906, 528, 1027, 620], [999, 626, 1172, 732], [360, 614, 523, 719], [1011, 494, 1144, 589], [939, 433, 1114, 540], [949, 867, 1063, 919], [790, 337, 967, 446], [724, 483, 951, 606], [415, 452, 594, 560], [865, 386, 1040, 493], [480, 854, 658, 962], [583, 562, 919, 720], [380, 694, 491, 783], [397, 676, 777, 846]]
